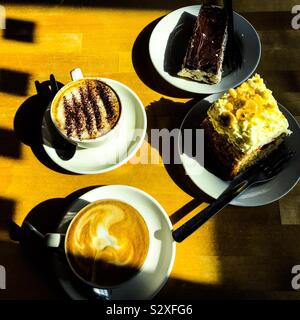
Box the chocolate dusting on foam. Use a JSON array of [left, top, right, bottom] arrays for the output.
[[61, 80, 120, 140], [63, 96, 77, 138], [86, 82, 102, 131], [71, 93, 85, 139], [97, 82, 116, 123], [79, 86, 95, 137]]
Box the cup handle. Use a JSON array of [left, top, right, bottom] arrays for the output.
[[45, 233, 65, 249], [70, 68, 84, 81]]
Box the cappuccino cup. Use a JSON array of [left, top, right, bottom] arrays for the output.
[[45, 199, 150, 289], [50, 68, 123, 148]]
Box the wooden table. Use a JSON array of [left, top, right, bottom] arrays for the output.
[[0, 0, 299, 299]]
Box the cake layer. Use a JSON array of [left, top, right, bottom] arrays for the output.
[[178, 5, 228, 84], [202, 117, 286, 178]]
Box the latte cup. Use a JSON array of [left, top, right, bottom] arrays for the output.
[[45, 200, 152, 291], [50, 68, 123, 149]]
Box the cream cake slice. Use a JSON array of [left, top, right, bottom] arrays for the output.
[[202, 74, 292, 178]]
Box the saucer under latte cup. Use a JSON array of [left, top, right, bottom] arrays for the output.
[[48, 185, 176, 300], [50, 68, 123, 149]]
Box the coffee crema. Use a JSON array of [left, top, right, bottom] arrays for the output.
[[52, 79, 121, 140], [66, 200, 149, 287]]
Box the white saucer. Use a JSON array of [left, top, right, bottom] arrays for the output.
[[179, 94, 300, 207], [149, 5, 261, 94], [51, 185, 176, 300], [41, 79, 147, 174]]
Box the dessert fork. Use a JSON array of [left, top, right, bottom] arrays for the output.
[[172, 147, 295, 243]]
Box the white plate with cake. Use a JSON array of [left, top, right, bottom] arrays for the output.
[[149, 4, 261, 94], [179, 74, 300, 206], [42, 77, 147, 174]]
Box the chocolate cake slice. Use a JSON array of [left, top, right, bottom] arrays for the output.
[[178, 5, 228, 84]]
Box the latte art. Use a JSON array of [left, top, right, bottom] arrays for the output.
[[52, 79, 121, 140], [66, 200, 149, 287]]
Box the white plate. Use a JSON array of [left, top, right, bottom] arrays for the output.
[[51, 185, 176, 300], [179, 94, 300, 206], [149, 5, 261, 94], [42, 79, 147, 174]]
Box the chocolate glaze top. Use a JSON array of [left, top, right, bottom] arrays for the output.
[[53, 79, 121, 140], [182, 5, 228, 74]]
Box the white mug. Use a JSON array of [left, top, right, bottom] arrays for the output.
[[50, 68, 123, 149], [44, 193, 175, 300]]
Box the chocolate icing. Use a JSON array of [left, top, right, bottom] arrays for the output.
[[182, 5, 228, 74]]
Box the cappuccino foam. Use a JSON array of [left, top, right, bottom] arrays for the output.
[[52, 79, 121, 140], [66, 200, 149, 287]]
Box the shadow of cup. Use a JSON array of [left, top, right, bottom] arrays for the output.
[[13, 78, 77, 172]]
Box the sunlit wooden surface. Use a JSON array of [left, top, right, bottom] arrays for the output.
[[0, 0, 300, 299]]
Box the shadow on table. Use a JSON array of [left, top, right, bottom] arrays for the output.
[[242, 11, 293, 31], [0, 0, 219, 10], [6, 186, 99, 299], [13, 78, 77, 174], [3, 18, 36, 43], [10, 185, 99, 242], [260, 70, 300, 93], [0, 196, 63, 298], [156, 277, 261, 300], [0, 197, 15, 228], [146, 97, 211, 201], [0, 127, 22, 159], [132, 18, 198, 98], [0, 68, 30, 96]]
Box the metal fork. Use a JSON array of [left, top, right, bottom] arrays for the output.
[[172, 147, 295, 243], [223, 0, 243, 71]]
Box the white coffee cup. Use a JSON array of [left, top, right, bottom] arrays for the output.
[[50, 68, 123, 149], [45, 199, 150, 289], [45, 199, 152, 289], [45, 185, 177, 300]]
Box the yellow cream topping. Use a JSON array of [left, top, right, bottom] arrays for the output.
[[207, 74, 291, 153]]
